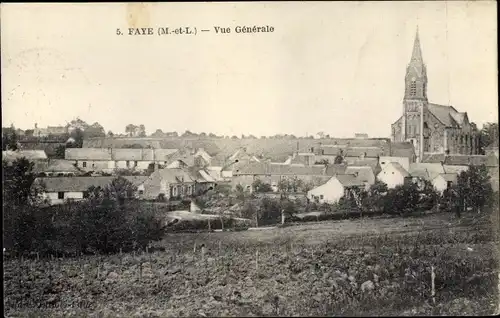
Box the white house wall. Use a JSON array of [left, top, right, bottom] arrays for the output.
[[377, 166, 406, 189], [432, 177, 448, 193], [307, 178, 344, 204]]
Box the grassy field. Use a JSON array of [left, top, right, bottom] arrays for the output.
[[4, 212, 499, 317]]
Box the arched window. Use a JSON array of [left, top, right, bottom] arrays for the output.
[[410, 81, 417, 97]]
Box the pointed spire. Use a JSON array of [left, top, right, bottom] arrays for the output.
[[411, 26, 423, 63]]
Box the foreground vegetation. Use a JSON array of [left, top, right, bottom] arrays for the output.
[[4, 212, 499, 317]]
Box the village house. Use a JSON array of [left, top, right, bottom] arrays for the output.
[[35, 159, 81, 177], [32, 176, 148, 205], [231, 162, 342, 192], [431, 173, 459, 194], [307, 174, 366, 204], [379, 156, 410, 172], [2, 150, 49, 172], [140, 167, 217, 201], [33, 123, 68, 138], [65, 148, 179, 173], [421, 153, 499, 192], [345, 166, 376, 185], [377, 162, 412, 189]]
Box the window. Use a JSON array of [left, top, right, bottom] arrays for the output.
[[82, 162, 87, 168], [134, 161, 138, 167], [126, 161, 130, 167], [58, 192, 64, 199], [447, 181, 452, 188], [410, 81, 417, 96], [92, 163, 95, 168], [320, 195, 324, 200], [139, 190, 144, 195]]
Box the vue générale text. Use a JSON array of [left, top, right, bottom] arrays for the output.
[[117, 25, 275, 36]]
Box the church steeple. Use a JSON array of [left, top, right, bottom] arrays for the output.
[[404, 27, 427, 101], [410, 27, 423, 63]]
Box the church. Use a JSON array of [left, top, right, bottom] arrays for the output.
[[391, 28, 480, 163]]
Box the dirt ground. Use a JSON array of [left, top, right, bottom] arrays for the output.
[[4, 211, 499, 317]]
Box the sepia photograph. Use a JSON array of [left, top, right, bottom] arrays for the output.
[[2, 1, 499, 316]]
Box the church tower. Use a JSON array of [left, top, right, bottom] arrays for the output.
[[402, 28, 428, 161]]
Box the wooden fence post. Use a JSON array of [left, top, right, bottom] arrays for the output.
[[431, 265, 436, 304]]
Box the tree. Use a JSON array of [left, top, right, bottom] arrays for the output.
[[68, 128, 84, 148], [452, 165, 493, 214], [315, 159, 330, 165], [102, 176, 138, 204], [55, 144, 66, 159], [252, 179, 273, 193], [107, 130, 114, 137], [334, 150, 344, 164], [138, 124, 146, 137], [278, 179, 290, 193], [84, 122, 106, 138], [2, 125, 19, 150], [3, 158, 45, 207], [125, 124, 137, 137], [479, 122, 499, 153], [383, 182, 420, 215], [151, 129, 164, 138]]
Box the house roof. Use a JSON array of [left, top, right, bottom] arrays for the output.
[[335, 174, 365, 187], [389, 142, 415, 159], [65, 148, 111, 160], [349, 158, 382, 175], [156, 167, 215, 184], [421, 153, 446, 163], [437, 173, 458, 183], [3, 150, 48, 161], [345, 166, 374, 182], [319, 145, 384, 157], [64, 148, 179, 162], [386, 162, 410, 177], [324, 164, 348, 176], [34, 176, 147, 192], [442, 165, 469, 175], [409, 163, 445, 180], [43, 159, 79, 173], [443, 155, 498, 167], [235, 162, 327, 176]]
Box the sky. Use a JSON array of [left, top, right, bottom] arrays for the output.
[[1, 2, 497, 138]]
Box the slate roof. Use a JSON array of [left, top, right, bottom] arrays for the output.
[[389, 142, 416, 159], [442, 165, 469, 175], [443, 155, 498, 167], [387, 162, 411, 177], [324, 164, 348, 176], [427, 103, 466, 128], [3, 150, 48, 161], [345, 166, 374, 183], [319, 145, 384, 157], [349, 158, 382, 175], [65, 148, 179, 161], [335, 174, 365, 187], [155, 167, 215, 184], [34, 176, 148, 193], [437, 173, 458, 183], [409, 163, 445, 180], [421, 153, 446, 163], [235, 162, 326, 176], [42, 159, 79, 173]]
